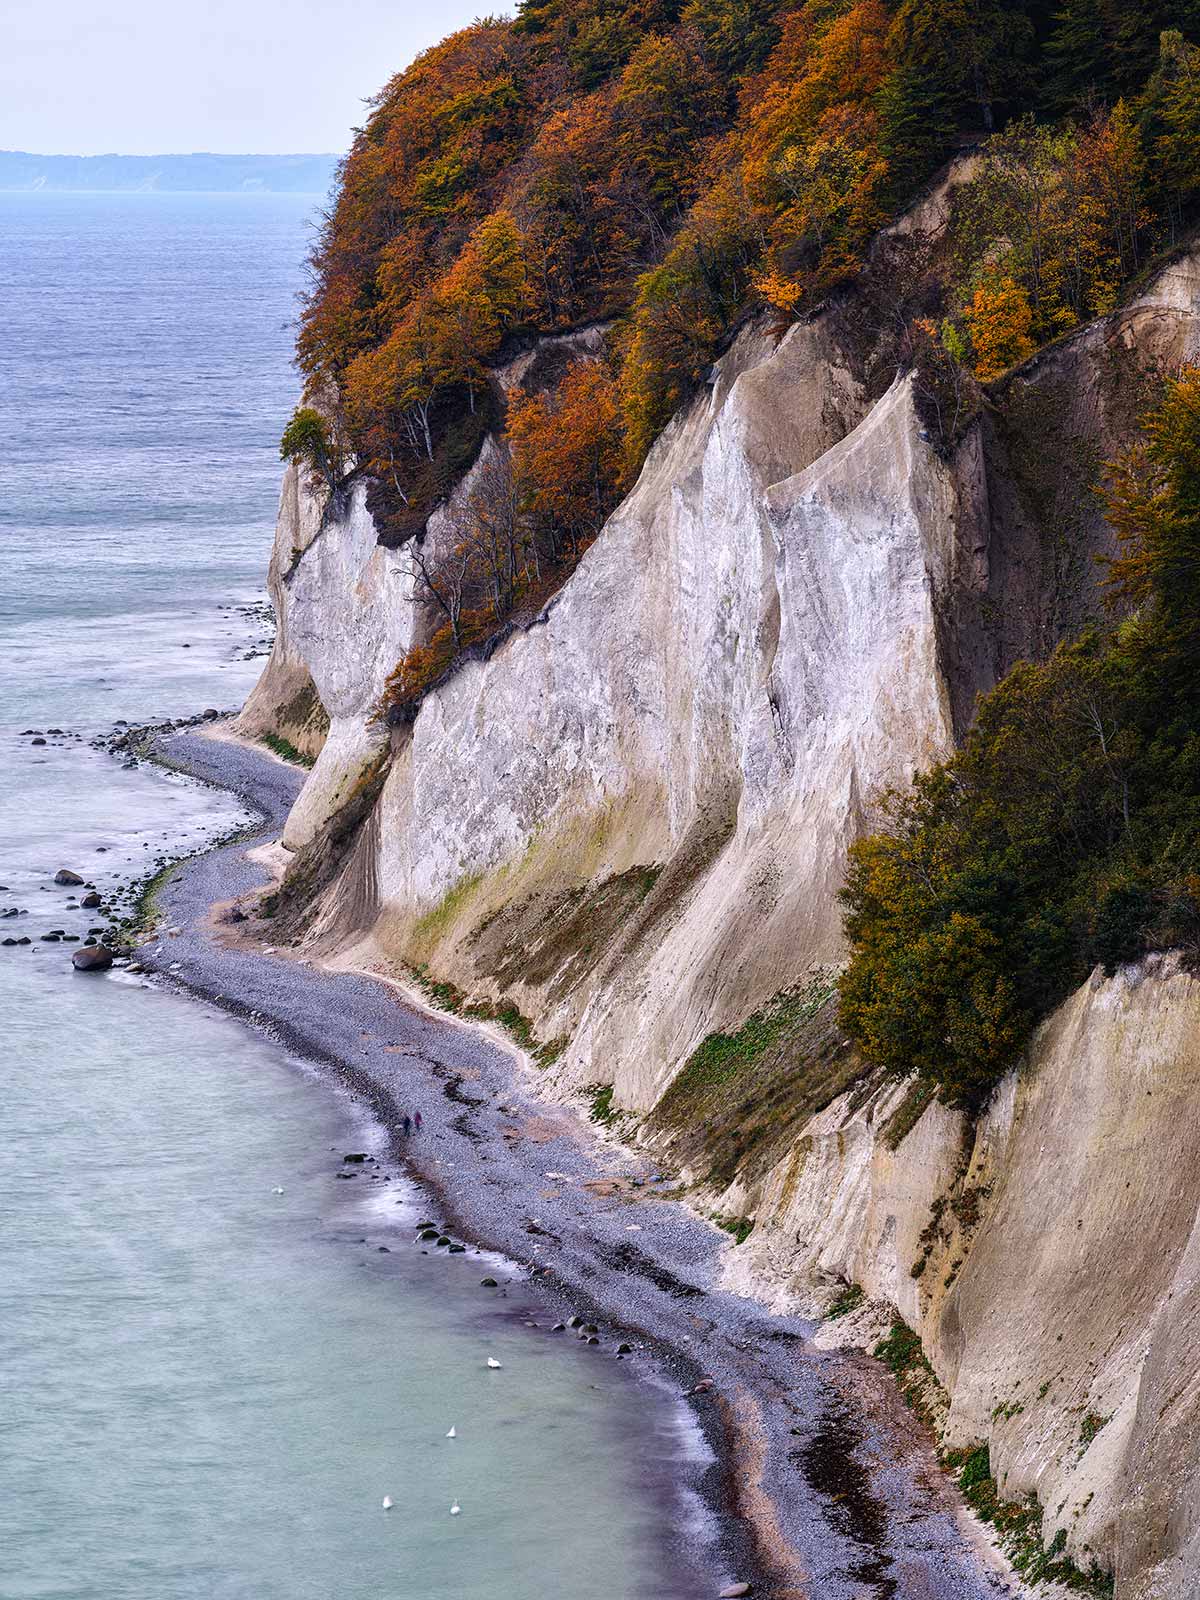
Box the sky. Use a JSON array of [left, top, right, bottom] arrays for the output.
[[2, 0, 491, 155]]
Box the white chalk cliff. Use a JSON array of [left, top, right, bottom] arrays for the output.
[[239, 233, 1200, 1594]]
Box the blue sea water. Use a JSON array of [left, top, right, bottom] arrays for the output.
[[0, 193, 701, 1600]]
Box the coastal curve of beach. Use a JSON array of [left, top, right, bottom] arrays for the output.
[[134, 723, 1021, 1600]]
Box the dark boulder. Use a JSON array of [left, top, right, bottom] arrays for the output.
[[54, 869, 84, 886], [72, 945, 113, 972]]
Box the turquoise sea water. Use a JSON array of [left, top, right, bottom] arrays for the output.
[[0, 193, 703, 1599]]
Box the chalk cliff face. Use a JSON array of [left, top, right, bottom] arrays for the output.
[[719, 955, 1200, 1590], [241, 238, 1200, 1592]]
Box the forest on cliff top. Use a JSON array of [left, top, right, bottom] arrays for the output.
[[284, 0, 1200, 713], [285, 0, 1200, 1109]]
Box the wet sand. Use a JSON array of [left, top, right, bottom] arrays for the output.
[[138, 725, 1023, 1600]]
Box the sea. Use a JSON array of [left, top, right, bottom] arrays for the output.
[[0, 191, 701, 1600]]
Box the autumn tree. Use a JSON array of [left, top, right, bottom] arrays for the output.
[[961, 274, 1036, 380], [840, 373, 1200, 1106], [508, 360, 626, 558], [742, 0, 892, 307], [1103, 365, 1200, 668], [620, 161, 763, 463]]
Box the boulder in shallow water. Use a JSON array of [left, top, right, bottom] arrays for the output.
[[81, 891, 102, 909], [72, 945, 113, 972], [54, 869, 84, 885]]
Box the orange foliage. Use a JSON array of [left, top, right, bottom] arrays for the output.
[[741, 1, 892, 304], [961, 275, 1036, 381], [508, 360, 626, 550]]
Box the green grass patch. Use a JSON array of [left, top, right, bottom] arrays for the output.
[[260, 732, 316, 769], [406, 963, 561, 1064], [944, 1445, 1113, 1595], [668, 975, 838, 1099], [587, 1084, 618, 1125], [827, 1282, 865, 1319], [883, 1079, 937, 1151]]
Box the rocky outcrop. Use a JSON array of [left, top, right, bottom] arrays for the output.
[[235, 460, 332, 777]]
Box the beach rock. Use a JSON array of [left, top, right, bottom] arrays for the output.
[[343, 1152, 367, 1163], [335, 1171, 356, 1180], [30, 737, 46, 746], [40, 933, 61, 942], [616, 1342, 633, 1354], [54, 869, 84, 885], [2, 938, 17, 947], [480, 1277, 499, 1287], [719, 1585, 752, 1598], [448, 1243, 466, 1253], [72, 945, 113, 972], [81, 892, 102, 909], [203, 708, 220, 719], [419, 1228, 440, 1241]]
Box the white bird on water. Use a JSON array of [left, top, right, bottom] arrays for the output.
[[446, 1426, 457, 1438], [486, 1357, 502, 1369], [272, 1187, 284, 1195], [450, 1502, 461, 1516], [382, 1496, 393, 1511]]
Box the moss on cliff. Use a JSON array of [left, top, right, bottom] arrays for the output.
[[649, 971, 866, 1190]]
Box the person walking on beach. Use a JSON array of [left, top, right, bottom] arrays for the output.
[[401, 1113, 412, 1137], [413, 1110, 423, 1134]]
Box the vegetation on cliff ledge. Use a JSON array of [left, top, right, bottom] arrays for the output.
[[840, 368, 1200, 1107], [280, 0, 1200, 714]]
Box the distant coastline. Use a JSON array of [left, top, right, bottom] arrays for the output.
[[0, 150, 339, 194]]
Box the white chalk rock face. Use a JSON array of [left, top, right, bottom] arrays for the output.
[[723, 957, 1200, 1582], [358, 323, 965, 1115]]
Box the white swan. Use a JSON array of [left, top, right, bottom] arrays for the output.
[[486, 1357, 502, 1369], [446, 1426, 457, 1438], [382, 1496, 393, 1511], [450, 1502, 461, 1515]]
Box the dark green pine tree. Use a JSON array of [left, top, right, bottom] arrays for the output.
[[884, 0, 1039, 144], [1043, 0, 1200, 110], [875, 59, 958, 200]]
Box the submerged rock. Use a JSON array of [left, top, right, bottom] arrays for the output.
[[72, 945, 113, 972], [54, 869, 84, 885]]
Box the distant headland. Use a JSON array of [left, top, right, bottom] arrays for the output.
[[0, 151, 340, 193]]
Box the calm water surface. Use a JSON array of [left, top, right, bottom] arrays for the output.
[[0, 192, 704, 1600]]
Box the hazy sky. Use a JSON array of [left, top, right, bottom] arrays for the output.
[[2, 1, 491, 155]]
